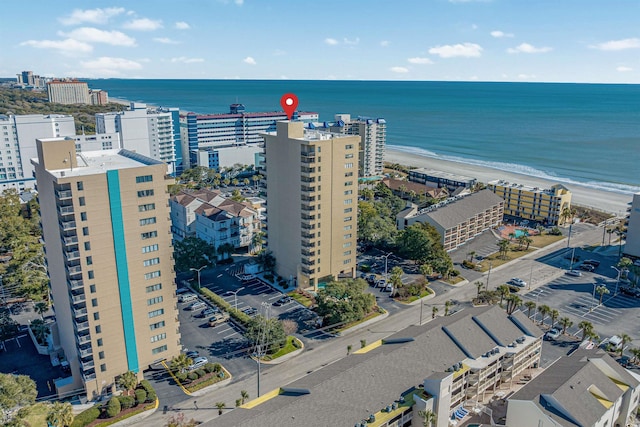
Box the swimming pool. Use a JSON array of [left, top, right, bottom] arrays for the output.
[[514, 229, 529, 238]]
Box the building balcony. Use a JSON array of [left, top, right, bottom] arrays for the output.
[[301, 241, 316, 248], [60, 220, 77, 231], [79, 346, 93, 358], [301, 223, 315, 230], [82, 371, 96, 382], [301, 151, 316, 158], [301, 185, 315, 193], [71, 293, 86, 304], [75, 321, 90, 333], [301, 196, 316, 203], [55, 189, 73, 200], [301, 157, 316, 164], [65, 250, 80, 262], [301, 204, 316, 212], [301, 214, 316, 222], [301, 267, 315, 275], [76, 334, 91, 345], [74, 307, 88, 318], [68, 279, 83, 291], [301, 259, 316, 266], [57, 205, 74, 215], [301, 232, 315, 240], [301, 249, 316, 257], [67, 265, 82, 275], [80, 359, 94, 371], [63, 236, 78, 246]]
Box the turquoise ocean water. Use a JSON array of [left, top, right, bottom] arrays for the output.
[[85, 79, 640, 194]]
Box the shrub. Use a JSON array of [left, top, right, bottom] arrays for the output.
[[187, 372, 199, 381], [70, 406, 100, 427], [146, 389, 157, 403], [204, 363, 216, 373], [213, 363, 222, 373], [282, 282, 289, 289], [199, 288, 252, 327], [135, 388, 147, 405], [118, 395, 135, 410], [175, 371, 188, 382], [195, 369, 206, 378], [451, 269, 460, 277], [549, 226, 562, 236], [105, 397, 121, 418], [462, 260, 476, 269], [360, 264, 371, 273]]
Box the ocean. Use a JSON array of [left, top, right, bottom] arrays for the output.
[[85, 79, 640, 194]]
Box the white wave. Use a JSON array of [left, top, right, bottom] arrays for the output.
[[388, 144, 640, 195]]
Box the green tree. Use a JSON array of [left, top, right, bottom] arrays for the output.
[[524, 301, 537, 319], [251, 231, 265, 254], [578, 320, 594, 341], [444, 300, 453, 316], [241, 390, 249, 404], [0, 310, 19, 341], [432, 306, 438, 319], [505, 294, 522, 315], [496, 284, 510, 306], [173, 236, 216, 272], [549, 309, 560, 329], [230, 189, 244, 202], [0, 373, 37, 413], [618, 257, 633, 278], [419, 264, 433, 278], [417, 409, 437, 427], [397, 224, 436, 264], [467, 251, 476, 262], [630, 347, 640, 364], [105, 397, 121, 418], [558, 317, 573, 335], [595, 285, 610, 305], [245, 317, 286, 354], [117, 371, 138, 395], [619, 333, 632, 356], [360, 339, 367, 349], [347, 344, 352, 355], [46, 401, 74, 427], [537, 304, 550, 325], [30, 318, 50, 345], [34, 301, 50, 320], [215, 402, 226, 415], [315, 279, 376, 327], [169, 354, 193, 373], [389, 266, 404, 293], [475, 281, 484, 298], [496, 239, 510, 260]]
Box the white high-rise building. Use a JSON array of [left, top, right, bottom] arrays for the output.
[[47, 81, 91, 105], [96, 103, 178, 175], [0, 114, 76, 190]]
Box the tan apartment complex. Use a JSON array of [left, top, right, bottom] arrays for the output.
[[488, 180, 572, 226], [262, 121, 358, 290], [47, 80, 91, 104], [33, 137, 181, 399]]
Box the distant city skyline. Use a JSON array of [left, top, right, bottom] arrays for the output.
[[2, 1, 639, 83]]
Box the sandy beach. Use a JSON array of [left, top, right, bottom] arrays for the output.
[[385, 148, 632, 216]]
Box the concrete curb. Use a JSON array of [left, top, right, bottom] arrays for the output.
[[407, 290, 437, 306], [106, 399, 158, 427], [335, 309, 389, 337], [189, 370, 233, 397], [253, 338, 305, 366]]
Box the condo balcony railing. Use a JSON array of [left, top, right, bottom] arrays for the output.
[[76, 334, 91, 345], [60, 220, 77, 231], [57, 205, 74, 215], [82, 372, 96, 382], [73, 307, 88, 318], [75, 321, 90, 333], [55, 189, 73, 199], [72, 293, 86, 304], [67, 265, 82, 274], [65, 251, 80, 262], [79, 347, 93, 358], [301, 249, 316, 257], [63, 236, 78, 246], [80, 359, 94, 371]]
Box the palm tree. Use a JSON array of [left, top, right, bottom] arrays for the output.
[[420, 264, 433, 278], [629, 347, 640, 364], [117, 371, 138, 395], [240, 390, 249, 404], [497, 239, 510, 260], [496, 284, 510, 306], [506, 294, 522, 315], [46, 401, 74, 427], [558, 317, 573, 335], [170, 354, 193, 373], [417, 409, 437, 427], [595, 285, 610, 305], [523, 236, 533, 250], [508, 232, 516, 242], [524, 301, 537, 319], [34, 301, 50, 319], [347, 345, 352, 355], [467, 251, 477, 262], [444, 300, 453, 316], [618, 257, 633, 278], [587, 331, 600, 344], [243, 178, 250, 186], [390, 266, 404, 291], [578, 320, 594, 341], [475, 281, 484, 298], [561, 207, 576, 226], [549, 309, 560, 329], [409, 190, 417, 202], [432, 306, 439, 319], [398, 184, 407, 198], [30, 318, 50, 345], [619, 333, 632, 356], [251, 231, 265, 254], [215, 402, 226, 415], [537, 304, 550, 326]]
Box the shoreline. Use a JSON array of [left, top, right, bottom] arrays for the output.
[[384, 148, 632, 216]]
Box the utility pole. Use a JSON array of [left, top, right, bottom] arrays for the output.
[[255, 302, 270, 397]]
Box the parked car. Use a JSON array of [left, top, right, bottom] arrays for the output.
[[185, 350, 199, 359], [509, 278, 527, 287], [583, 259, 601, 268], [200, 307, 218, 317], [187, 301, 206, 311], [545, 328, 561, 341], [242, 307, 258, 316], [579, 263, 595, 272], [208, 312, 230, 327], [178, 293, 198, 303], [566, 270, 583, 277], [273, 296, 292, 306], [376, 279, 387, 288], [188, 357, 208, 371], [384, 284, 393, 292]]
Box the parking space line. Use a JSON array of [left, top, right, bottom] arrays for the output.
[[223, 332, 239, 339], [282, 305, 297, 313], [217, 327, 233, 334], [268, 294, 282, 301]]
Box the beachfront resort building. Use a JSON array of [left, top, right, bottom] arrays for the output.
[[204, 305, 543, 427], [15, 70, 51, 89], [382, 177, 449, 201], [262, 121, 358, 290], [397, 189, 504, 251], [409, 168, 477, 192], [181, 104, 319, 170], [623, 192, 640, 260], [47, 80, 91, 105], [488, 180, 572, 226], [169, 189, 260, 252], [96, 103, 182, 175], [0, 113, 76, 191], [506, 347, 640, 427], [33, 138, 181, 399]]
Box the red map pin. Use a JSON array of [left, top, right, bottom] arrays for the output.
[[280, 93, 299, 120]]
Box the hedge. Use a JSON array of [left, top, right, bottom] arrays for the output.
[[106, 397, 121, 418], [70, 406, 101, 427], [199, 288, 252, 327], [134, 389, 147, 405], [138, 380, 157, 403], [118, 395, 135, 410]]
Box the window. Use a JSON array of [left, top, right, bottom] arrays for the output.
[[140, 217, 157, 226], [345, 144, 353, 149], [343, 259, 352, 264], [344, 190, 353, 195], [345, 163, 353, 169], [148, 308, 164, 318], [79, 196, 85, 206], [82, 227, 89, 236], [145, 271, 161, 280], [98, 351, 105, 360], [344, 250, 352, 256], [344, 199, 352, 205], [150, 333, 166, 343], [91, 298, 98, 307], [139, 203, 155, 212], [146, 283, 162, 293], [345, 153, 354, 159], [137, 189, 154, 198], [152, 345, 167, 355], [87, 271, 94, 279], [142, 244, 159, 253], [84, 242, 91, 250], [136, 175, 153, 183], [141, 231, 158, 240], [344, 225, 352, 230], [90, 284, 96, 293], [93, 312, 100, 321], [150, 321, 165, 330], [77, 181, 84, 191], [147, 296, 164, 306], [345, 172, 353, 177], [343, 242, 352, 248], [86, 256, 92, 265], [143, 257, 160, 267], [344, 216, 352, 222], [344, 208, 352, 213], [95, 325, 102, 334], [344, 233, 352, 239], [345, 181, 353, 186], [100, 364, 107, 372], [97, 338, 103, 347], [80, 212, 87, 221]]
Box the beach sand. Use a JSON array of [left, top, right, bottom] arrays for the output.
[[385, 148, 632, 216]]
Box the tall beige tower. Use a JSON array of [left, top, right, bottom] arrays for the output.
[[263, 121, 358, 290], [32, 137, 181, 399]]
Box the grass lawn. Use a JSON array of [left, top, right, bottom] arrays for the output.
[[478, 247, 536, 272], [333, 308, 385, 333], [396, 288, 433, 304], [20, 402, 49, 426], [91, 403, 156, 427], [288, 291, 314, 307], [261, 336, 302, 361], [185, 367, 231, 393], [444, 276, 465, 285], [530, 234, 565, 248]]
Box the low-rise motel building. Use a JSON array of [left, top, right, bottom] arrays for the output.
[[487, 180, 572, 226], [203, 306, 543, 427]]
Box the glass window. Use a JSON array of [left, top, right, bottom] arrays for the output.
[[136, 175, 153, 183]]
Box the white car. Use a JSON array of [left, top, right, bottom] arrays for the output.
[[510, 278, 527, 287], [545, 328, 561, 341], [566, 270, 582, 277]]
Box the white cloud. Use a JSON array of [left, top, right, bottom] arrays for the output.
[[171, 57, 205, 64], [123, 18, 163, 31], [490, 30, 513, 38], [408, 57, 433, 64], [589, 38, 640, 51], [380, 40, 390, 47], [175, 21, 190, 30], [21, 38, 93, 55], [429, 42, 483, 58], [243, 56, 257, 65], [59, 7, 125, 25], [391, 66, 409, 73], [80, 57, 143, 76], [343, 37, 360, 45], [507, 43, 552, 54], [325, 38, 339, 45], [60, 28, 136, 47], [235, 0, 244, 4], [153, 37, 179, 45], [616, 66, 633, 72], [518, 73, 536, 79]]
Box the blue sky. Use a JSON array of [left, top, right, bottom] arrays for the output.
[[1, 0, 639, 83]]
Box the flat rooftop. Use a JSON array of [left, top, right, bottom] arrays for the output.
[[488, 179, 569, 195], [410, 167, 477, 183]]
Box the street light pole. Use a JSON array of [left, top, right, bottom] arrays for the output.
[[486, 262, 492, 290], [611, 266, 622, 297], [382, 252, 393, 282], [189, 265, 206, 291], [231, 287, 245, 312]]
